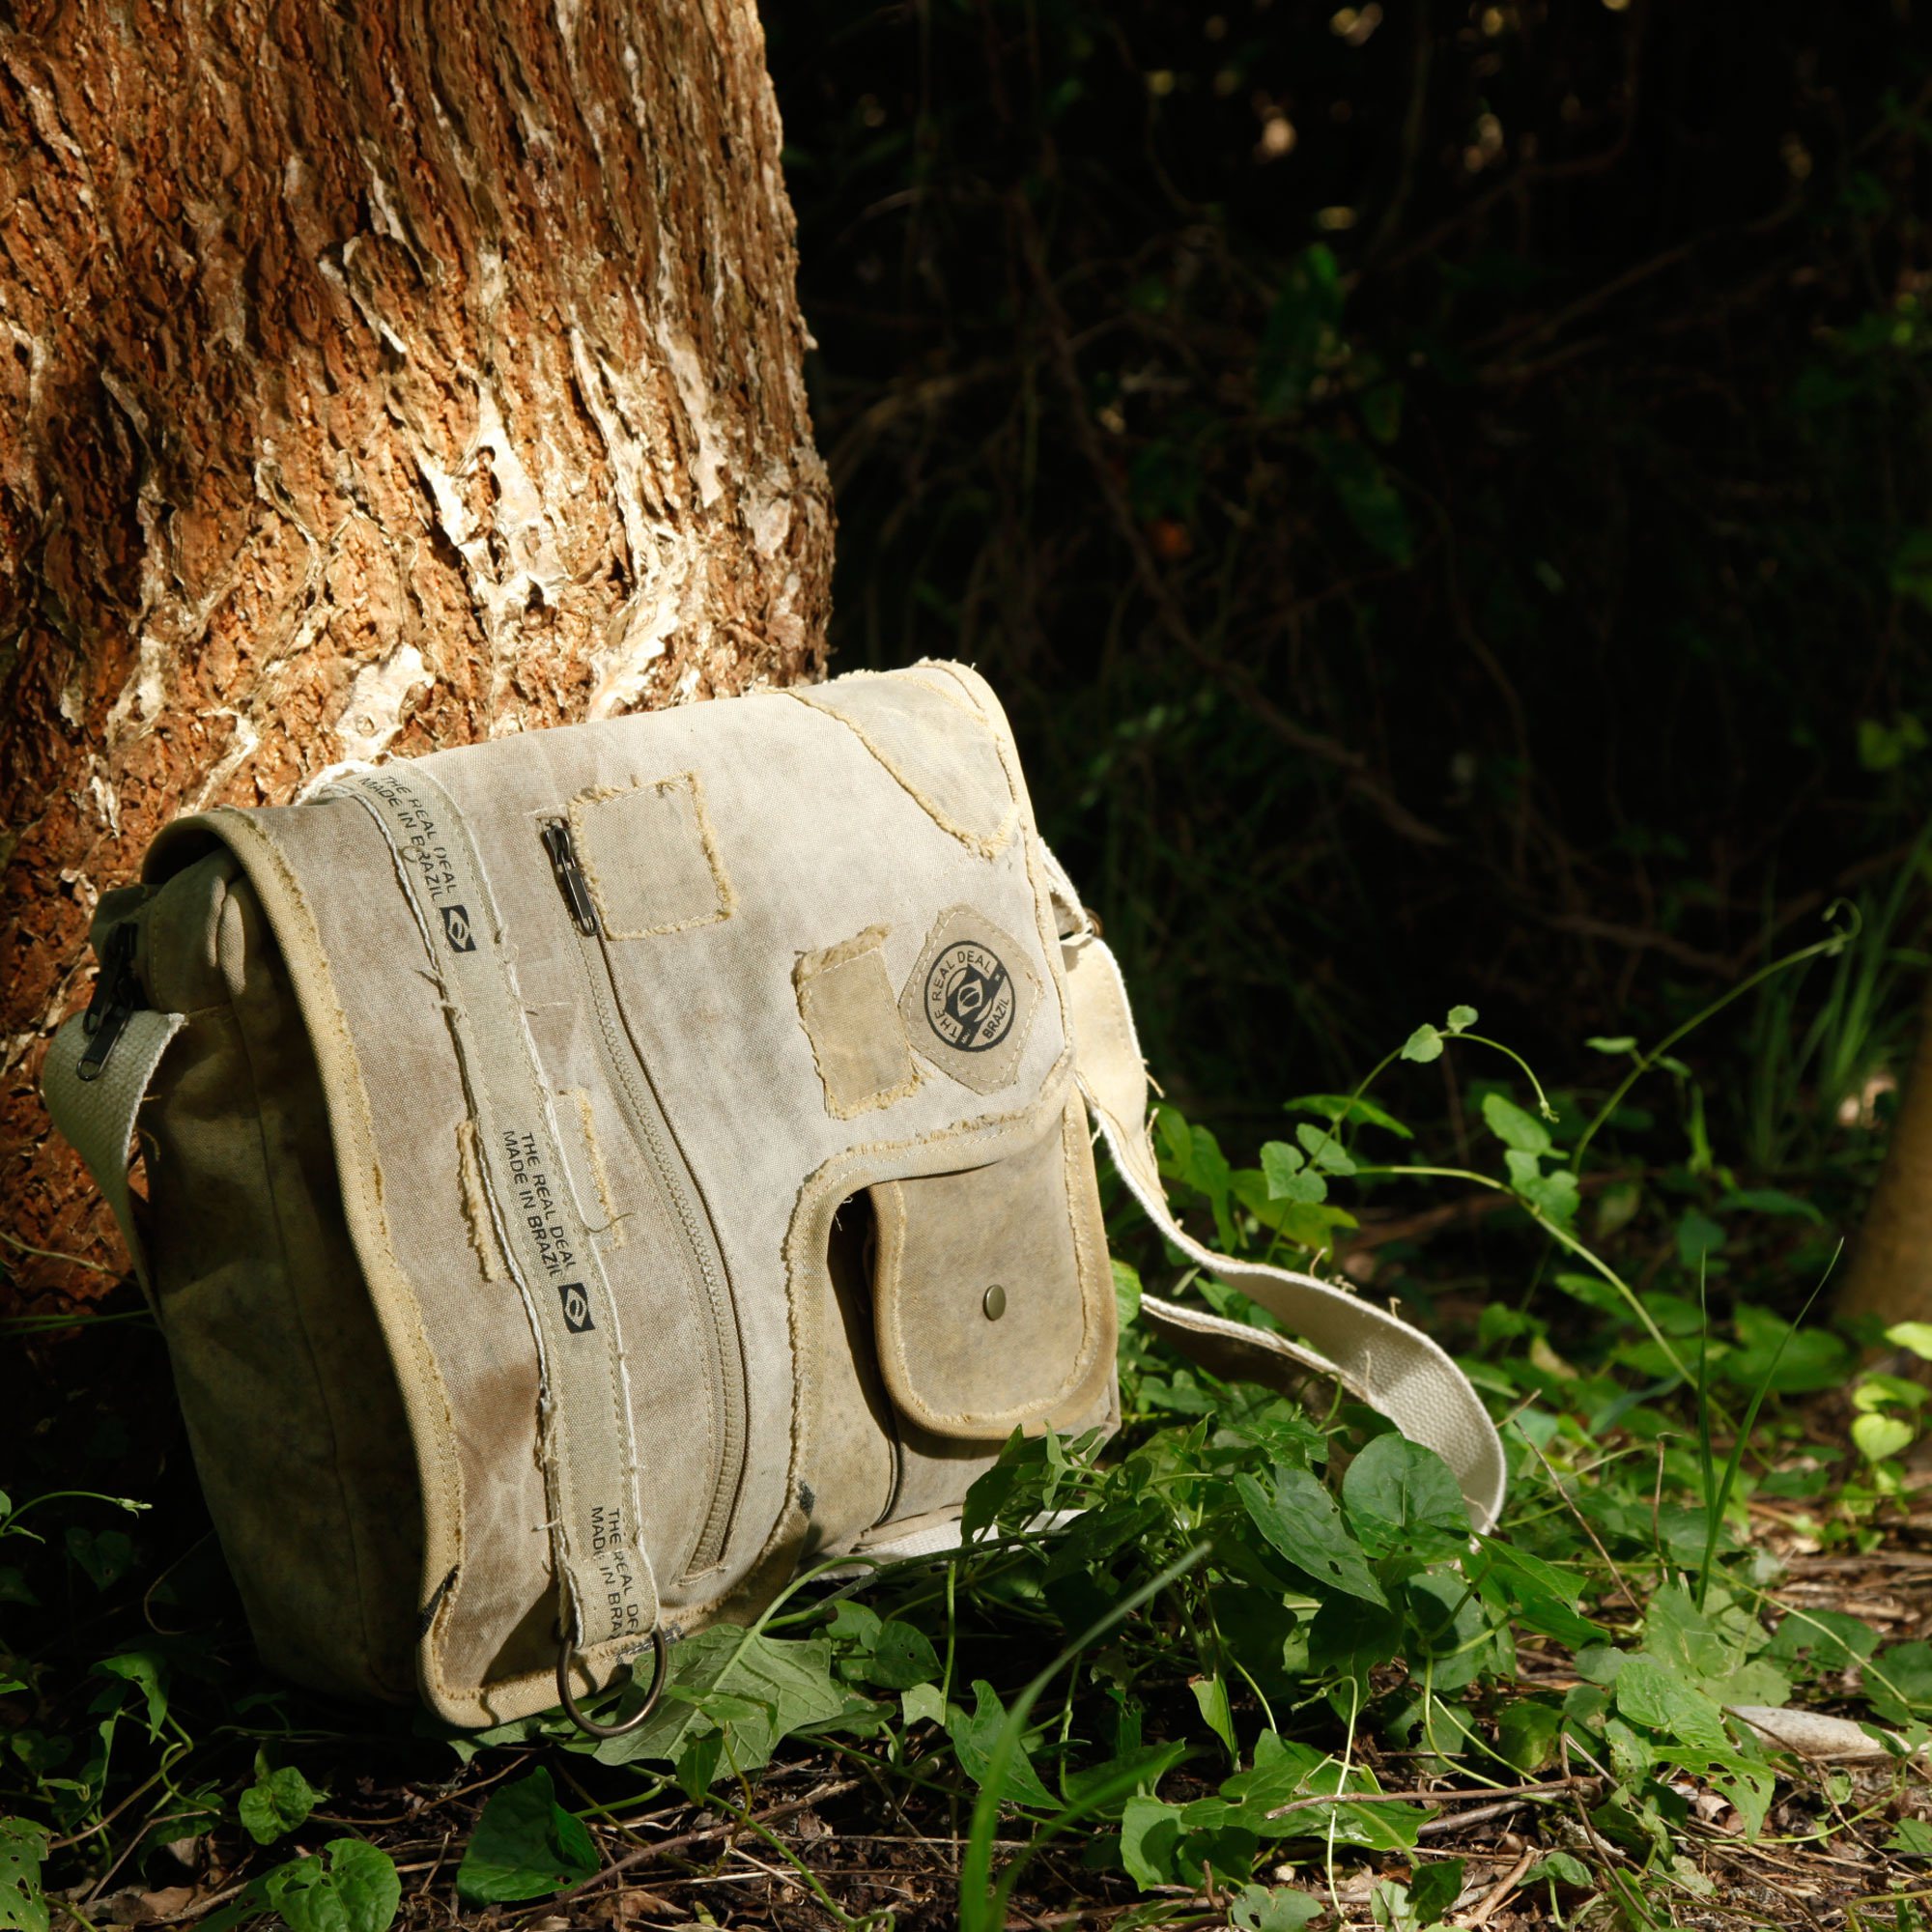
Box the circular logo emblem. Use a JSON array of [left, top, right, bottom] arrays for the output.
[[923, 941, 1017, 1054]]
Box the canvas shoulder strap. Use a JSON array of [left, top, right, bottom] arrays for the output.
[[1061, 930, 1508, 1534]]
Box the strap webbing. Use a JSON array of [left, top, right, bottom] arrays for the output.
[[1063, 931, 1507, 1534], [42, 1008, 185, 1304], [333, 768, 659, 1654]]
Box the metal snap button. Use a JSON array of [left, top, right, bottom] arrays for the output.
[[982, 1283, 1008, 1321]]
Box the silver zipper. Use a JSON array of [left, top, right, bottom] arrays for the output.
[[544, 819, 749, 1579]]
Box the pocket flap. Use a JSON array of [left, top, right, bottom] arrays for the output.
[[868, 1097, 1113, 1439]]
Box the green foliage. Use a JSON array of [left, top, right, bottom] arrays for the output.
[[0, 1819, 49, 1932], [8, 852, 1929, 1927], [202, 1842, 399, 1932], [239, 1763, 322, 1846], [455, 1769, 597, 1904]]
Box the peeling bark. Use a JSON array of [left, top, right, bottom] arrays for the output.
[[0, 0, 832, 1300]]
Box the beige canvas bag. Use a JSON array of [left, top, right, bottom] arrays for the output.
[[42, 661, 1504, 1732]]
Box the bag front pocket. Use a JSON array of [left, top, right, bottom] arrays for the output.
[[867, 1094, 1115, 1445]]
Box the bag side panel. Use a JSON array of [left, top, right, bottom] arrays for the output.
[[141, 851, 421, 1701]]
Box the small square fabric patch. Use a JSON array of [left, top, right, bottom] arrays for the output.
[[569, 774, 731, 938], [898, 905, 1039, 1095], [795, 926, 920, 1118]]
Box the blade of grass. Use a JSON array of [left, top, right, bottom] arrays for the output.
[[957, 1543, 1210, 1931]]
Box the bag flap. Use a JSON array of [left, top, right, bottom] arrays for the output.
[[867, 1094, 1114, 1439]]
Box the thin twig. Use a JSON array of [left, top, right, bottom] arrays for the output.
[[526, 1776, 861, 1913], [1266, 1774, 1598, 1818]]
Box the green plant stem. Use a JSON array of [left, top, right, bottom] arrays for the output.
[[1351, 1163, 1690, 1379], [1571, 906, 1860, 1172]]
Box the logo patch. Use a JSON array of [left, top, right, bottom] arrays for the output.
[[898, 906, 1041, 1095], [923, 942, 1016, 1053], [440, 902, 477, 952], [556, 1281, 595, 1334]]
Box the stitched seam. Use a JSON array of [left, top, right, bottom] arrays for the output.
[[780, 687, 1019, 859], [795, 932, 920, 1120], [570, 774, 734, 938], [565, 1087, 629, 1248], [202, 812, 467, 1708], [710, 1045, 1080, 1639], [899, 906, 1039, 1094], [884, 1097, 1103, 1433]]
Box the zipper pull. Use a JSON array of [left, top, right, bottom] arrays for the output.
[[78, 921, 141, 1084], [542, 821, 602, 937]]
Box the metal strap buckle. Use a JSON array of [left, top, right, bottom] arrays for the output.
[[555, 1627, 668, 1740]]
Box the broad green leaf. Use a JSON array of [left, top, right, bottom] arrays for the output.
[[1888, 1321, 1932, 1361], [1236, 1466, 1386, 1605], [1189, 1675, 1237, 1757], [65, 1528, 133, 1592], [253, 1842, 400, 1932], [241, 1765, 322, 1845], [1444, 1006, 1478, 1034], [1854, 1412, 1914, 1463], [1293, 1122, 1356, 1176], [1284, 1094, 1413, 1140], [456, 1769, 598, 1903], [590, 1627, 871, 1770], [1231, 1884, 1321, 1931], [675, 1732, 722, 1805], [1113, 1259, 1143, 1327], [1889, 1817, 1932, 1858], [1119, 1797, 1185, 1887], [1409, 1857, 1465, 1923], [1342, 1435, 1468, 1563], [1400, 1025, 1443, 1065], [1308, 1595, 1405, 1689], [1481, 1093, 1549, 1154], [1726, 1305, 1852, 1394], [867, 1619, 940, 1690], [1867, 1639, 1932, 1723], [1614, 1656, 1729, 1750], [1221, 1737, 1422, 1852], [947, 1681, 1057, 1808], [1719, 1187, 1824, 1224], [1767, 1607, 1879, 1675], [1518, 1167, 1580, 1229], [1674, 1209, 1724, 1267], [96, 1652, 167, 1737], [1496, 1699, 1563, 1773], [1261, 1143, 1328, 1205], [1405, 1572, 1491, 1692], [900, 1682, 947, 1728], [1531, 1850, 1593, 1888], [1469, 1544, 1607, 1650], [0, 1817, 50, 1932]]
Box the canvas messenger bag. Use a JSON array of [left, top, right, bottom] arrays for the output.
[[42, 661, 1505, 1733]]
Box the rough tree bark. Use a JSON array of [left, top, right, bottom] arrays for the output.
[[0, 0, 832, 1302], [1842, 989, 1932, 1328]]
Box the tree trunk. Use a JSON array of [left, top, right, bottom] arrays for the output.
[[0, 0, 832, 1303], [1842, 985, 1932, 1329]]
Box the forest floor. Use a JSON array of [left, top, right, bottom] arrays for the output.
[[11, 992, 1932, 1932]]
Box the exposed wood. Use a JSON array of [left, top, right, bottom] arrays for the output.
[[0, 0, 833, 1299]]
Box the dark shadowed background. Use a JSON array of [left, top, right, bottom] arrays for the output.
[[767, 0, 1932, 1181]]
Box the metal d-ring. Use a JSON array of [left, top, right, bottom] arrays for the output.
[[555, 1626, 668, 1740]]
